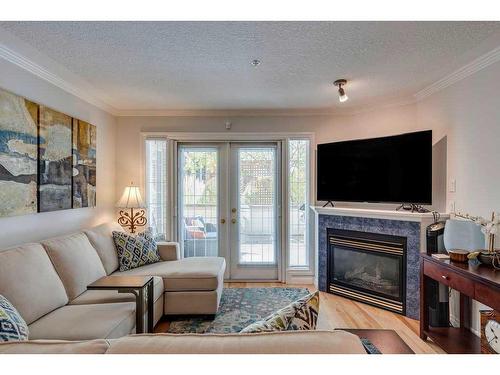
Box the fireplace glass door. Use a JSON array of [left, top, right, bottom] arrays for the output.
[[328, 229, 406, 315], [332, 247, 402, 299]]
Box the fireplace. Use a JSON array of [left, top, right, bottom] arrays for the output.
[[327, 228, 407, 315]]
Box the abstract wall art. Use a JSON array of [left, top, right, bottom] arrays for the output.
[[0, 86, 97, 218], [39, 106, 73, 212], [0, 88, 38, 217], [72, 119, 96, 208]]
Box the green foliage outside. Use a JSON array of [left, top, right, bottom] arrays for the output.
[[182, 142, 307, 206]]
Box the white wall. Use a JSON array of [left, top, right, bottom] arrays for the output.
[[416, 61, 500, 335], [0, 58, 117, 249]]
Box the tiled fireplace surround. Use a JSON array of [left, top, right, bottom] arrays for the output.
[[315, 209, 429, 319]]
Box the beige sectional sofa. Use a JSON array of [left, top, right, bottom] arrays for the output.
[[0, 222, 226, 341], [0, 331, 367, 354], [0, 222, 367, 354]]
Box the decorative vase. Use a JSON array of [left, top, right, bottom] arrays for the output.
[[478, 250, 500, 267]]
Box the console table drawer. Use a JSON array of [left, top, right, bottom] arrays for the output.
[[424, 260, 474, 296]]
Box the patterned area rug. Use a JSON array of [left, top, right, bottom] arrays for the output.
[[167, 287, 309, 333]]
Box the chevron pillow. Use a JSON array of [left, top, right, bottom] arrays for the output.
[[112, 231, 161, 271], [287, 290, 320, 330], [240, 290, 320, 333], [0, 295, 29, 342]]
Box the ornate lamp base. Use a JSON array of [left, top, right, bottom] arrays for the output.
[[118, 208, 147, 233]]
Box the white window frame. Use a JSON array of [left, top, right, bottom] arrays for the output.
[[142, 132, 315, 281], [287, 138, 312, 269]]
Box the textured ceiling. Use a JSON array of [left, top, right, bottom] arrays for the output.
[[1, 21, 499, 112]]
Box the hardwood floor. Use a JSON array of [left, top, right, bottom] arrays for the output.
[[157, 282, 445, 354]]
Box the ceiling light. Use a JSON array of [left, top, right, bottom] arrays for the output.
[[251, 59, 261, 67], [334, 79, 348, 103]]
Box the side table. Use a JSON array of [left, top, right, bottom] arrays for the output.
[[87, 275, 154, 334]]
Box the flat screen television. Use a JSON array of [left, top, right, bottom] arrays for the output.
[[317, 130, 432, 204]]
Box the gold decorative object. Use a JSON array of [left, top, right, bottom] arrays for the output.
[[448, 249, 469, 263], [116, 183, 147, 233]]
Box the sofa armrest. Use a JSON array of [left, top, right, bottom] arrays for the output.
[[157, 242, 181, 261]]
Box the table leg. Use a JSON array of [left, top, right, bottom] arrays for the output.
[[460, 293, 471, 330], [419, 259, 428, 340], [147, 279, 154, 333], [136, 288, 145, 334]]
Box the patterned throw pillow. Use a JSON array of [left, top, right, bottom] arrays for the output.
[[240, 290, 320, 333], [287, 290, 320, 330], [112, 231, 161, 271], [0, 295, 29, 342], [240, 300, 299, 333]]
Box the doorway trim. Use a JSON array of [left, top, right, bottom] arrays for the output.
[[141, 131, 315, 283]]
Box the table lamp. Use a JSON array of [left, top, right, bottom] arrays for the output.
[[116, 183, 147, 233]]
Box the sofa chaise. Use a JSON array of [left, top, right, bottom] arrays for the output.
[[0, 222, 226, 341]]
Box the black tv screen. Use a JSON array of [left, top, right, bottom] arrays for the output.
[[317, 130, 432, 204]]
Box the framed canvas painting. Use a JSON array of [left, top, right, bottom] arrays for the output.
[[72, 118, 97, 208], [38, 105, 73, 212], [0, 88, 38, 217]]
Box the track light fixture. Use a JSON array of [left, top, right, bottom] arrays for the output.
[[334, 79, 348, 103]]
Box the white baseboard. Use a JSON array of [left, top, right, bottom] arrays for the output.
[[286, 274, 315, 285]]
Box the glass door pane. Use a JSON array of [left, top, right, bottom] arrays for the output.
[[178, 147, 219, 258], [230, 143, 280, 280], [238, 147, 277, 264]]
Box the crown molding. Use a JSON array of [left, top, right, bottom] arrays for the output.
[[0, 44, 119, 116], [414, 45, 500, 101], [1, 36, 498, 118], [115, 107, 341, 117], [115, 95, 418, 118]]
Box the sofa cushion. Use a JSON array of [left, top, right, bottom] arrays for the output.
[[28, 302, 136, 340], [69, 276, 163, 305], [42, 232, 107, 300], [0, 339, 110, 354], [0, 243, 68, 324], [0, 294, 29, 342], [105, 330, 366, 354], [112, 231, 161, 271], [84, 222, 124, 274], [157, 242, 180, 261], [114, 257, 226, 291]]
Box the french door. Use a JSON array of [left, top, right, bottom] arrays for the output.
[[177, 142, 280, 280]]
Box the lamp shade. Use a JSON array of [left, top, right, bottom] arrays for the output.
[[116, 186, 146, 208]]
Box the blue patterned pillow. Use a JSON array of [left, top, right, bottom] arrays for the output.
[[112, 231, 161, 271], [0, 295, 29, 342]]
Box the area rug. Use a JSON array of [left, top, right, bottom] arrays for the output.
[[167, 287, 309, 333]]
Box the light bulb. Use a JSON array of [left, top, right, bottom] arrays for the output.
[[338, 87, 348, 102]]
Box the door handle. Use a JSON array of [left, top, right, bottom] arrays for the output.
[[232, 208, 237, 213], [220, 218, 226, 224], [231, 218, 237, 224]]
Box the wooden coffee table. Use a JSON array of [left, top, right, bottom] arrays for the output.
[[342, 329, 414, 354], [87, 276, 154, 334]]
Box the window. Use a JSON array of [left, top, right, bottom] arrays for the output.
[[145, 139, 167, 240], [288, 139, 310, 267]]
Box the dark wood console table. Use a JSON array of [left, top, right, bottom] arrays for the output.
[[420, 254, 500, 353]]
